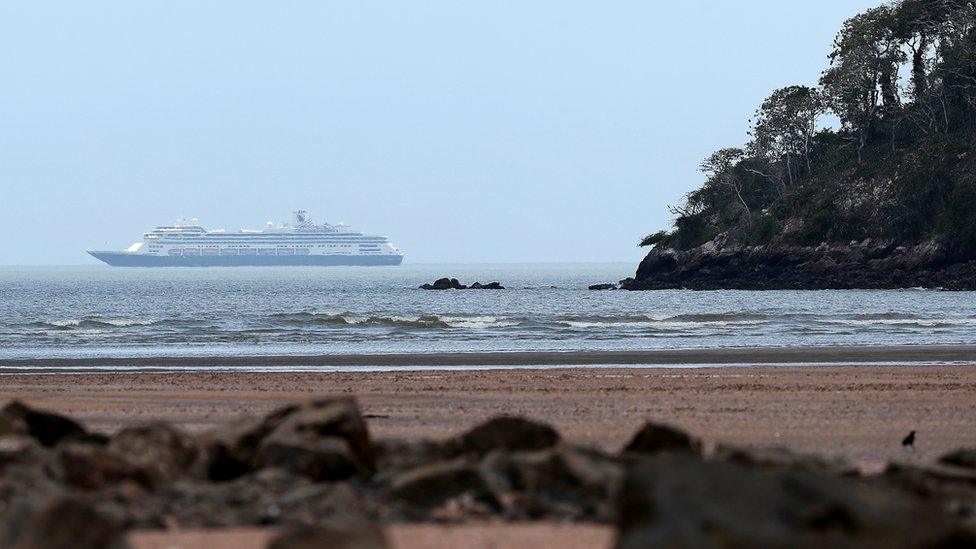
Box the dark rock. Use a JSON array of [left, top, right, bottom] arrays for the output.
[[374, 438, 447, 473], [940, 448, 976, 470], [448, 416, 561, 458], [265, 397, 376, 477], [1, 401, 87, 447], [622, 422, 700, 456], [388, 459, 500, 517], [55, 442, 154, 490], [480, 445, 623, 520], [0, 436, 48, 474], [202, 396, 374, 481], [255, 433, 359, 481], [109, 422, 200, 483], [269, 523, 389, 549], [616, 454, 975, 548], [420, 277, 467, 290], [588, 283, 617, 291], [627, 241, 976, 290], [713, 444, 853, 475], [12, 496, 128, 549], [124, 468, 370, 530], [420, 278, 504, 290], [469, 281, 505, 289]]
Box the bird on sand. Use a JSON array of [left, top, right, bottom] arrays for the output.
[[902, 430, 916, 449]]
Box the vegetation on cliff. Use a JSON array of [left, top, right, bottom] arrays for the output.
[[642, 0, 976, 260]]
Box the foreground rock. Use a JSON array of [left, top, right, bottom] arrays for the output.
[[616, 454, 975, 548], [204, 396, 375, 482], [2, 399, 975, 546], [621, 422, 701, 456], [623, 241, 976, 290], [419, 277, 504, 290], [11, 497, 127, 549], [1, 400, 87, 447]]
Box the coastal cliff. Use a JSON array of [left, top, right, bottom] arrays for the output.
[[629, 0, 976, 290]]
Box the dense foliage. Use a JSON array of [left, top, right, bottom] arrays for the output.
[[644, 0, 976, 256]]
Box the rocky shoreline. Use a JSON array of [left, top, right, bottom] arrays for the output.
[[2, 398, 976, 547], [622, 239, 976, 290]]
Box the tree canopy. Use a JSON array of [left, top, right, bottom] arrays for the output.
[[643, 0, 976, 255]]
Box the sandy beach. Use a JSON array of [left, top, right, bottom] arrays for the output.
[[4, 361, 976, 547], [4, 362, 976, 466]]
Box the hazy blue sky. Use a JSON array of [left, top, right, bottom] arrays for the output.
[[1, 1, 881, 265]]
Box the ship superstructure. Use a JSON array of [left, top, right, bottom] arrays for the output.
[[88, 211, 404, 267]]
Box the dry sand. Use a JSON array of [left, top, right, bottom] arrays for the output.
[[4, 363, 976, 548]]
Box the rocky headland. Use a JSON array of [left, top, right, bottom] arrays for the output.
[[628, 0, 976, 290], [622, 238, 976, 290]]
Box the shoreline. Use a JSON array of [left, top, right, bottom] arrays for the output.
[[2, 344, 975, 372]]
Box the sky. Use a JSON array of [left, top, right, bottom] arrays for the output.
[[0, 1, 882, 265]]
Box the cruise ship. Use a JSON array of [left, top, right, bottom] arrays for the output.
[[88, 211, 404, 267]]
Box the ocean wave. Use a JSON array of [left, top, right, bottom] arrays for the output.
[[28, 318, 158, 330], [665, 312, 771, 323], [271, 312, 451, 329]]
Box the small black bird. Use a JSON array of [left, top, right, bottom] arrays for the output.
[[902, 430, 916, 449]]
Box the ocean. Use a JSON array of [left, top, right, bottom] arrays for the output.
[[2, 264, 976, 365]]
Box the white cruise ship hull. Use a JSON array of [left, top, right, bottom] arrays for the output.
[[88, 251, 403, 267]]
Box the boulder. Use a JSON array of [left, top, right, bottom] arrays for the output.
[[480, 445, 623, 520], [269, 523, 389, 549], [109, 422, 200, 482], [255, 433, 359, 481], [388, 459, 499, 517], [713, 444, 852, 475], [940, 448, 976, 470], [202, 397, 373, 481], [264, 397, 376, 477], [447, 417, 560, 458], [0, 436, 48, 473], [621, 422, 700, 456], [124, 468, 317, 529], [55, 442, 154, 491], [12, 497, 127, 549], [1, 401, 86, 447], [616, 455, 974, 548]]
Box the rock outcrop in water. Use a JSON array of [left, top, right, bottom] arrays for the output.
[[2, 400, 976, 547], [419, 278, 504, 290]]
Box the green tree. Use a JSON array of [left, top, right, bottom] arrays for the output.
[[748, 86, 823, 187]]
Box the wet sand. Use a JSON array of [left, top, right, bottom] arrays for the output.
[[3, 343, 976, 370], [4, 362, 976, 548]]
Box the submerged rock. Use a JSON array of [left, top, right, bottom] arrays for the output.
[[588, 283, 618, 291]]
